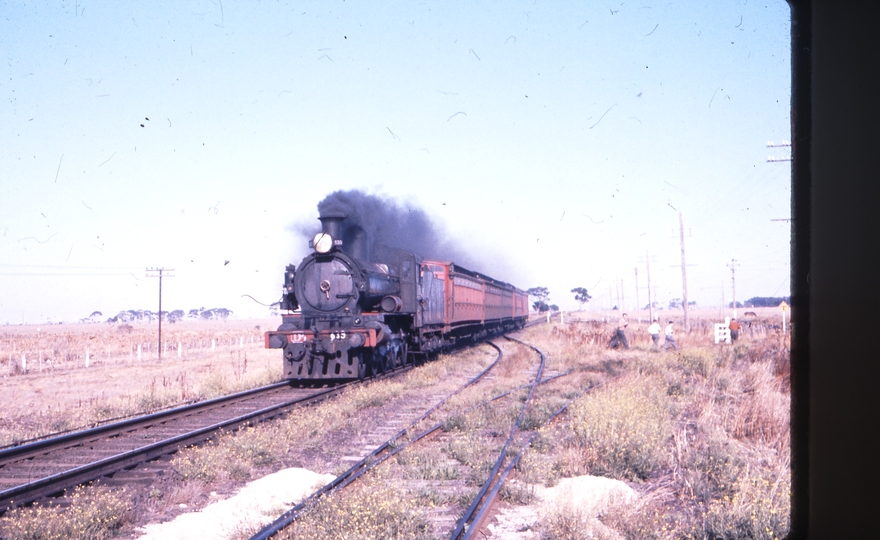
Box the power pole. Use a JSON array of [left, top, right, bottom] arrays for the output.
[[728, 259, 740, 318], [646, 251, 654, 322], [616, 280, 620, 311], [146, 267, 175, 360], [634, 268, 640, 323], [679, 213, 690, 332]]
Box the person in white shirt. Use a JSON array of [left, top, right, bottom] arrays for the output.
[[647, 318, 661, 349], [661, 320, 679, 351]]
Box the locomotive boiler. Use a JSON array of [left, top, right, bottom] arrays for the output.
[[265, 211, 528, 381]]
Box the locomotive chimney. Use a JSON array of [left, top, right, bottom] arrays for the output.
[[318, 212, 344, 242]]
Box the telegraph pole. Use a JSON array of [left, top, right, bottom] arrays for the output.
[[634, 268, 640, 323], [146, 267, 175, 359], [728, 259, 739, 318], [646, 251, 654, 322], [679, 213, 690, 331], [616, 280, 620, 311]]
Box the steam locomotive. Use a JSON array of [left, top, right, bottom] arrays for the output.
[[265, 211, 529, 380]]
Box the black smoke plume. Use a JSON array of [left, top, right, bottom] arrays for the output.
[[315, 189, 453, 263], [291, 189, 523, 286]]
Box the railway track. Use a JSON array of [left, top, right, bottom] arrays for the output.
[[249, 341, 507, 540], [0, 373, 406, 513], [247, 334, 584, 540]]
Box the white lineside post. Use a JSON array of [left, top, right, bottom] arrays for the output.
[[780, 301, 789, 336], [240, 336, 244, 348], [546, 311, 550, 323], [39, 350, 42, 372], [178, 342, 182, 358], [85, 348, 90, 368], [21, 353, 26, 374]]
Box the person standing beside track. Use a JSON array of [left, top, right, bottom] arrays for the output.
[[609, 313, 630, 349], [729, 318, 742, 342], [648, 318, 661, 349], [661, 320, 679, 351]]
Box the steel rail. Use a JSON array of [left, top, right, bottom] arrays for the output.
[[0, 381, 291, 464], [448, 336, 545, 539], [0, 374, 400, 515], [459, 379, 605, 540], [248, 341, 505, 540]]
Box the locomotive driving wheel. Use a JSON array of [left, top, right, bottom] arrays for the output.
[[399, 342, 409, 367]]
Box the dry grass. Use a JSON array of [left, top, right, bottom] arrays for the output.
[[0, 319, 283, 446], [278, 468, 434, 540], [516, 319, 790, 539], [569, 374, 674, 480], [0, 485, 132, 540], [0, 316, 789, 539]]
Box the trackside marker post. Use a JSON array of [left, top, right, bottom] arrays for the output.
[[779, 301, 788, 335]]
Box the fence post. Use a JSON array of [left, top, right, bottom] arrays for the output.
[[21, 353, 26, 374], [85, 348, 90, 368]]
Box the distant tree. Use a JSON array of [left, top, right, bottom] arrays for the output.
[[744, 296, 791, 308], [533, 301, 550, 313], [728, 301, 744, 308], [669, 298, 682, 309], [527, 287, 551, 312], [688, 300, 698, 306], [550, 304, 559, 312], [571, 287, 592, 310]]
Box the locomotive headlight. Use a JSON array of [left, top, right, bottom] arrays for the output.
[[313, 232, 333, 254]]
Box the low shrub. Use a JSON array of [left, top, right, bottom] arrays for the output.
[[704, 467, 791, 539], [570, 375, 674, 480]]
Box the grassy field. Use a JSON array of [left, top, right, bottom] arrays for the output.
[[0, 312, 790, 539], [0, 318, 284, 446]]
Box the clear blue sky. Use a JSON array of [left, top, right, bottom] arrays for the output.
[[1, 1, 791, 324]]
